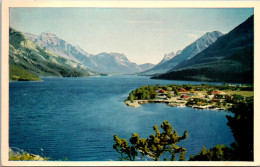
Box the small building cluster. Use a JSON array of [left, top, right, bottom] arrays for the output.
[[125, 85, 243, 110], [153, 88, 234, 110]]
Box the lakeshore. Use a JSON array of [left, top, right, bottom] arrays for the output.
[[9, 76, 245, 160], [125, 84, 253, 110], [125, 95, 229, 110]]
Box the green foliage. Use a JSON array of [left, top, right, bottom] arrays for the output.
[[189, 98, 254, 161], [113, 121, 188, 161], [167, 91, 172, 98], [186, 98, 208, 106], [127, 85, 157, 101], [129, 93, 135, 103], [10, 64, 42, 81], [113, 135, 137, 161], [182, 84, 193, 91], [127, 84, 252, 102], [189, 145, 231, 161], [152, 55, 253, 84], [226, 99, 253, 161]]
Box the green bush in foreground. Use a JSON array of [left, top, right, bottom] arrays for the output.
[[113, 121, 188, 161], [190, 145, 231, 161], [189, 99, 253, 161]]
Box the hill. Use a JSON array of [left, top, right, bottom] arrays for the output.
[[140, 31, 223, 76], [9, 27, 96, 81], [25, 32, 153, 74], [152, 15, 254, 84]]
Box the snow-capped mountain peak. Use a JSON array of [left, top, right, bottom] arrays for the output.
[[140, 31, 223, 76]]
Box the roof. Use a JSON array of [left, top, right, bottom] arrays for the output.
[[211, 91, 221, 94], [181, 95, 190, 98], [179, 88, 187, 92], [212, 99, 221, 102], [159, 89, 167, 93]]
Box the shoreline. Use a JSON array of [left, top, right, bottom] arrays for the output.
[[124, 84, 253, 111], [124, 99, 227, 110]]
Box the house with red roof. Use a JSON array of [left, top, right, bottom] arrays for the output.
[[159, 89, 167, 94], [211, 91, 221, 94], [178, 88, 187, 93], [181, 95, 190, 99]]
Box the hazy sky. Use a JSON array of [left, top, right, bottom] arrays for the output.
[[10, 8, 253, 64]]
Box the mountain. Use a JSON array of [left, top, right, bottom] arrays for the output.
[[152, 15, 254, 84], [25, 32, 82, 62], [139, 63, 155, 71], [25, 32, 145, 74], [176, 50, 182, 55], [89, 52, 143, 74], [9, 27, 96, 81], [140, 31, 223, 76], [159, 52, 176, 65]]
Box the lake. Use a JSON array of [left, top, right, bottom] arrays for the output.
[[9, 75, 234, 161]]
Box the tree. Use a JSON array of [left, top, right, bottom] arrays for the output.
[[113, 135, 137, 161], [226, 99, 253, 161], [189, 145, 231, 161], [172, 87, 180, 96], [189, 99, 254, 161], [129, 93, 134, 103], [167, 91, 172, 98], [113, 121, 188, 161]]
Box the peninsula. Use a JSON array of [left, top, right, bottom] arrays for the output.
[[125, 84, 253, 110]]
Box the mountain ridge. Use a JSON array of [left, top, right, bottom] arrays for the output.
[[152, 15, 254, 84], [140, 31, 223, 76], [9, 27, 96, 81], [25, 32, 154, 74]]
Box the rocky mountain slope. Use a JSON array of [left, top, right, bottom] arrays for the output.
[[139, 63, 155, 71], [9, 27, 96, 81], [25, 32, 154, 74], [88, 52, 142, 74], [153, 15, 254, 84], [141, 31, 223, 76], [139, 51, 183, 75]]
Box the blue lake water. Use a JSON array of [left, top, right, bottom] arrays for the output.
[[9, 75, 234, 161]]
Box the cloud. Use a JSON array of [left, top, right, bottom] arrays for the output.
[[124, 20, 164, 24]]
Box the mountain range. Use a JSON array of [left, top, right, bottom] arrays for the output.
[[152, 15, 254, 84], [140, 31, 223, 76], [25, 32, 155, 74], [9, 27, 96, 81], [9, 15, 253, 83]]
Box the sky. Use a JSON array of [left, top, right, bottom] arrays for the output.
[[10, 8, 253, 65]]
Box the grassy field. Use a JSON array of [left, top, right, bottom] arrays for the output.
[[10, 64, 42, 81], [223, 91, 254, 97]]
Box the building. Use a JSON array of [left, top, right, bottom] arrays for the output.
[[181, 95, 190, 99]]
